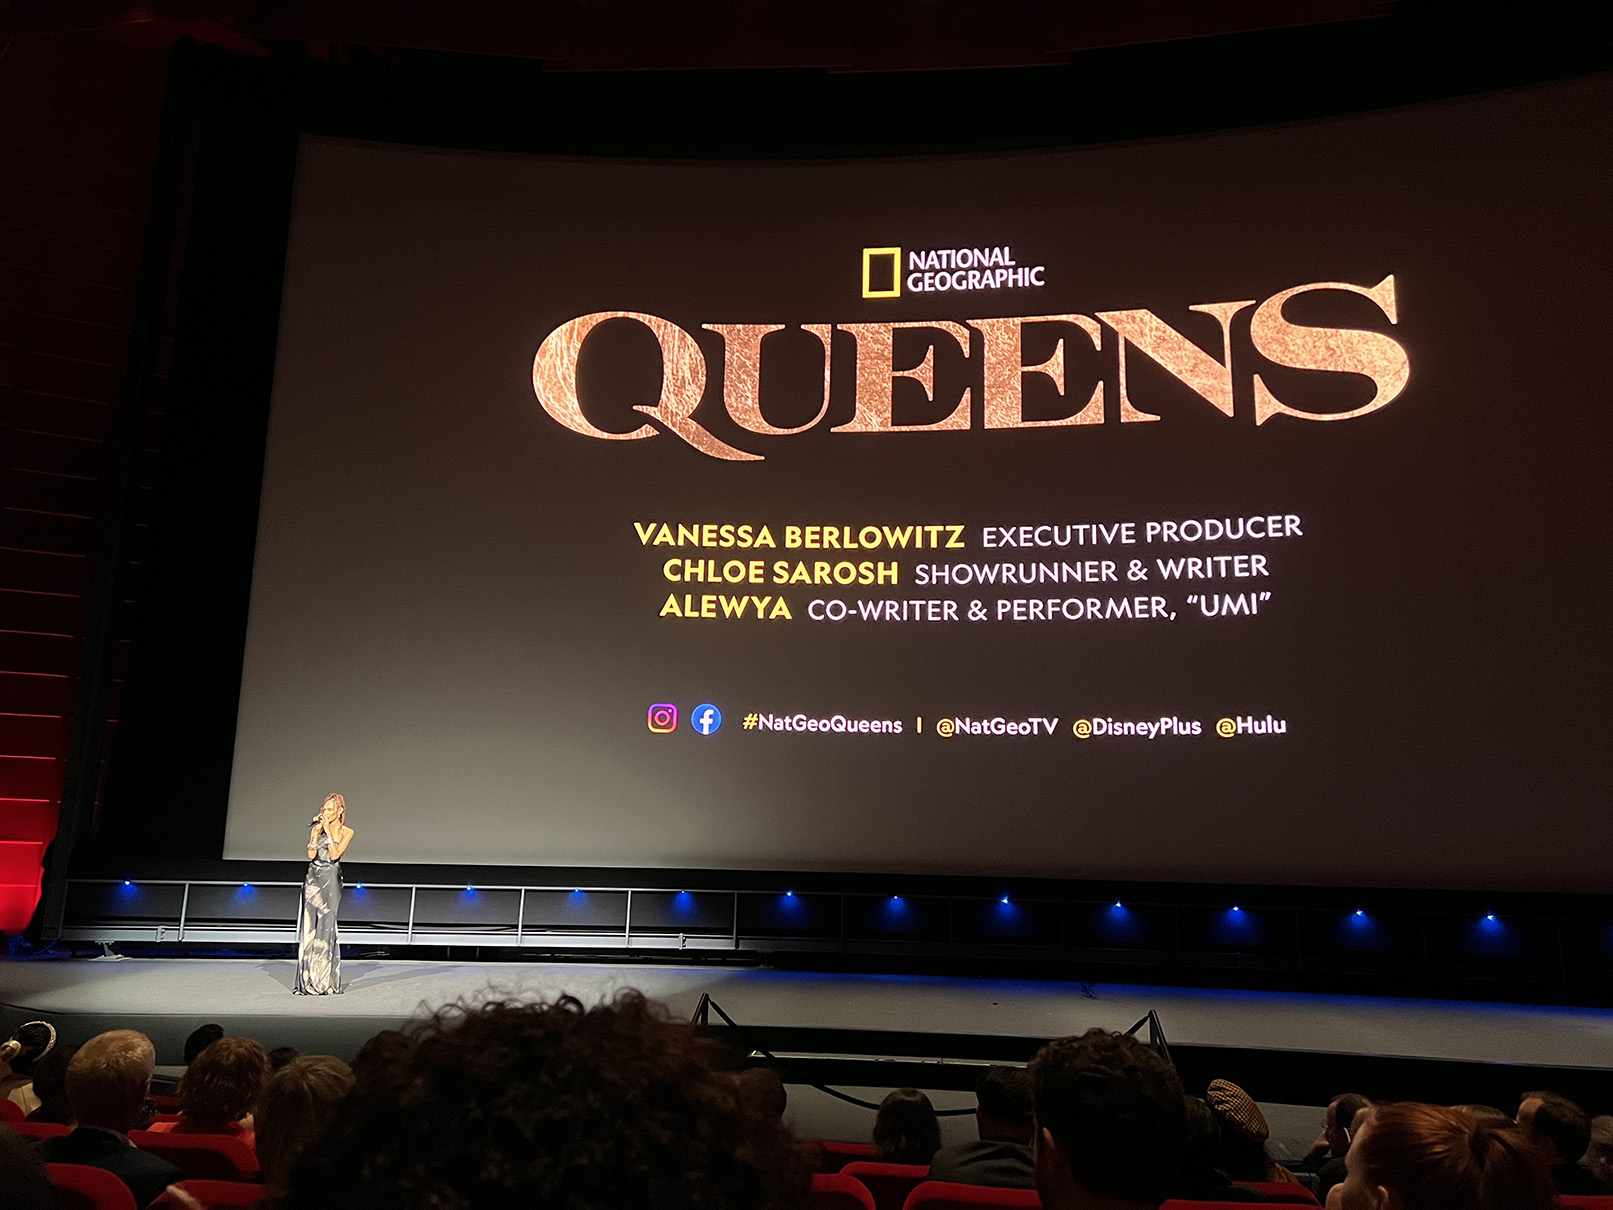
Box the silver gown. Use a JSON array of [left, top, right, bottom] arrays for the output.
[[294, 830, 342, 994]]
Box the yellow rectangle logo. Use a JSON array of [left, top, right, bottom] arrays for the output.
[[862, 247, 901, 298]]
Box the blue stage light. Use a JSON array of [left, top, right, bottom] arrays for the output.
[[1114, 901, 1123, 909], [673, 891, 694, 914], [123, 880, 133, 887], [1000, 895, 1010, 905], [1231, 904, 1242, 913], [1354, 908, 1366, 916], [572, 889, 584, 896], [463, 886, 477, 896], [353, 884, 366, 893], [784, 890, 795, 898]]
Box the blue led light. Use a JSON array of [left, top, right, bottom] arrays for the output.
[[784, 890, 795, 898], [1000, 896, 1010, 905], [1114, 901, 1123, 909], [1354, 908, 1365, 916]]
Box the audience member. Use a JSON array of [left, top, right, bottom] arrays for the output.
[[1587, 1115, 1613, 1188], [281, 992, 808, 1210], [1309, 1094, 1373, 1200], [1204, 1079, 1302, 1187], [149, 1036, 270, 1144], [349, 1028, 416, 1093], [735, 1066, 788, 1122], [1516, 1089, 1612, 1194], [1, 1020, 58, 1115], [24, 1041, 78, 1125], [1328, 1101, 1554, 1210], [872, 1087, 941, 1166], [184, 1024, 226, 1065], [1030, 1027, 1187, 1210], [0, 1125, 55, 1210], [928, 1066, 1035, 1188], [256, 1055, 354, 1197], [1173, 1096, 1267, 1201], [33, 1029, 183, 1209], [268, 1046, 300, 1071]]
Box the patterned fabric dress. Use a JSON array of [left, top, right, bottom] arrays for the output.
[[294, 830, 342, 995]]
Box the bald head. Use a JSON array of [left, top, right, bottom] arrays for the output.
[[67, 1030, 155, 1132]]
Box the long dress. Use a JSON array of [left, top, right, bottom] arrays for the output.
[[294, 830, 342, 994]]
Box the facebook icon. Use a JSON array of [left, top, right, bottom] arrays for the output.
[[691, 703, 723, 736]]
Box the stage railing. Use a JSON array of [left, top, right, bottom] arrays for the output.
[[53, 878, 753, 950]]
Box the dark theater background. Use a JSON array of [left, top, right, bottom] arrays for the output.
[[1, 0, 1610, 1161]]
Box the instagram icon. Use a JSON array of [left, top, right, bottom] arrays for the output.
[[647, 703, 678, 734]]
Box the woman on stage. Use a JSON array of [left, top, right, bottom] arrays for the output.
[[295, 793, 353, 995]]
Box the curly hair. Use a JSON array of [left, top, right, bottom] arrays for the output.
[[281, 991, 809, 1210], [178, 1036, 271, 1127], [1029, 1027, 1186, 1204], [1354, 1102, 1555, 1210]]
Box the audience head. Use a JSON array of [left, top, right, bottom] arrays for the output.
[[283, 992, 807, 1210], [350, 1028, 416, 1093], [734, 1066, 788, 1122], [1587, 1115, 1613, 1187], [0, 1125, 54, 1210], [1336, 1101, 1554, 1210], [256, 1055, 355, 1194], [1030, 1027, 1186, 1209], [268, 1046, 300, 1071], [1516, 1089, 1591, 1165], [1175, 1096, 1227, 1196], [1327, 1093, 1374, 1155], [2, 1021, 57, 1078], [178, 1036, 271, 1128], [184, 1023, 225, 1065], [66, 1030, 157, 1133], [27, 1041, 78, 1125], [975, 1066, 1034, 1146], [873, 1087, 941, 1165], [1204, 1079, 1275, 1181]]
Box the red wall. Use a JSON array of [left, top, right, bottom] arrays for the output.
[[0, 31, 171, 931]]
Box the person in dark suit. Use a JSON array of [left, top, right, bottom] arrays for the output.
[[1517, 1090, 1613, 1196], [928, 1066, 1036, 1188], [33, 1030, 182, 1209]]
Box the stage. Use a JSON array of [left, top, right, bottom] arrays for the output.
[[4, 956, 1610, 1150]]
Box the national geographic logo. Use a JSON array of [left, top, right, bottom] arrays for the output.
[[861, 245, 1047, 299]]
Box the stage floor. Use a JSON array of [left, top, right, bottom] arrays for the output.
[[4, 955, 1611, 1068]]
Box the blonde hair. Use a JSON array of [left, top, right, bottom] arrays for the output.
[[321, 793, 347, 824], [66, 1030, 155, 1130]]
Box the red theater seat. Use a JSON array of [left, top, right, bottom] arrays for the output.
[[904, 1180, 1041, 1210], [1557, 1198, 1613, 1208], [129, 1130, 260, 1181], [0, 1097, 23, 1121], [11, 1119, 71, 1140], [812, 1173, 877, 1210], [151, 1180, 266, 1208], [1160, 1203, 1275, 1209], [150, 1094, 181, 1111], [1240, 1183, 1320, 1204], [840, 1162, 932, 1210], [46, 1163, 139, 1210]]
